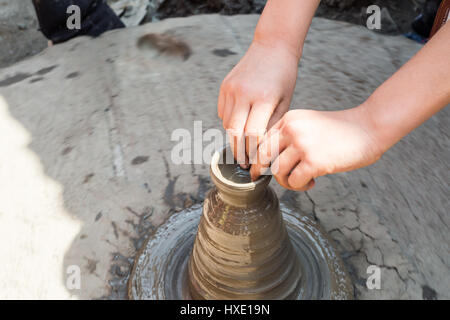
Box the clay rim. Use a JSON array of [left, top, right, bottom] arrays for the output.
[[210, 146, 271, 191]]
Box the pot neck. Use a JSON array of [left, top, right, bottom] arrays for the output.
[[210, 148, 271, 207]]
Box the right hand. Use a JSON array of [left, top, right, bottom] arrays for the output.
[[249, 107, 383, 190], [218, 40, 299, 167]]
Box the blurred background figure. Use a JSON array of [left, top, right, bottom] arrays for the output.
[[31, 0, 125, 44], [0, 1, 445, 69], [412, 0, 441, 38]]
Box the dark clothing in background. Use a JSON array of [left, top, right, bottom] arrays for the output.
[[32, 0, 125, 44], [412, 0, 442, 38], [429, 0, 450, 38]]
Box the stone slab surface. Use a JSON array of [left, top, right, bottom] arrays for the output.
[[0, 14, 448, 299], [0, 0, 47, 69]]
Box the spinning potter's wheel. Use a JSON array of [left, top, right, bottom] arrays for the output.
[[128, 148, 353, 300]]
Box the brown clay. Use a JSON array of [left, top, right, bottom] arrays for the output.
[[128, 147, 353, 300], [188, 148, 302, 299]]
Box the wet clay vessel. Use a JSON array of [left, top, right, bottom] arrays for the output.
[[128, 147, 353, 299]]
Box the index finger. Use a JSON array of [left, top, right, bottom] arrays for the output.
[[250, 122, 286, 180]]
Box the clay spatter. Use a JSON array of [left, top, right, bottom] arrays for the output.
[[128, 148, 353, 299]]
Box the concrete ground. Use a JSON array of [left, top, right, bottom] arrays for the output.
[[0, 14, 448, 299], [0, 0, 47, 69]]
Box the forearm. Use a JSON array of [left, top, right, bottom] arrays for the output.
[[363, 22, 450, 153], [253, 0, 321, 60]]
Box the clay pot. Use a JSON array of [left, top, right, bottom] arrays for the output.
[[128, 145, 353, 300], [187, 147, 302, 299]]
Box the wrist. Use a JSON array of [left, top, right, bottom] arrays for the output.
[[253, 29, 303, 62], [353, 102, 386, 160]]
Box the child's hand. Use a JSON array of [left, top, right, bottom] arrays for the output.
[[218, 41, 299, 165], [250, 106, 383, 191]]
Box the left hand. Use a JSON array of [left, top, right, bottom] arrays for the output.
[[218, 41, 299, 167]]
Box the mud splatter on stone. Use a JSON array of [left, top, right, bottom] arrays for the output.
[[137, 33, 191, 61], [125, 206, 156, 251], [36, 65, 58, 76], [104, 252, 134, 299], [131, 156, 149, 165], [212, 48, 236, 57], [111, 222, 119, 239], [85, 258, 99, 274], [61, 146, 73, 156], [66, 72, 80, 79], [83, 173, 95, 184], [0, 64, 59, 87], [29, 77, 44, 83], [95, 212, 102, 222], [0, 72, 32, 87], [143, 182, 152, 193]]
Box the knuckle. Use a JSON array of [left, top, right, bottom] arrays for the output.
[[256, 90, 274, 102], [223, 80, 238, 93], [234, 83, 247, 95], [302, 159, 321, 177], [225, 81, 236, 92], [282, 121, 297, 136], [220, 79, 229, 92], [221, 79, 235, 93]]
